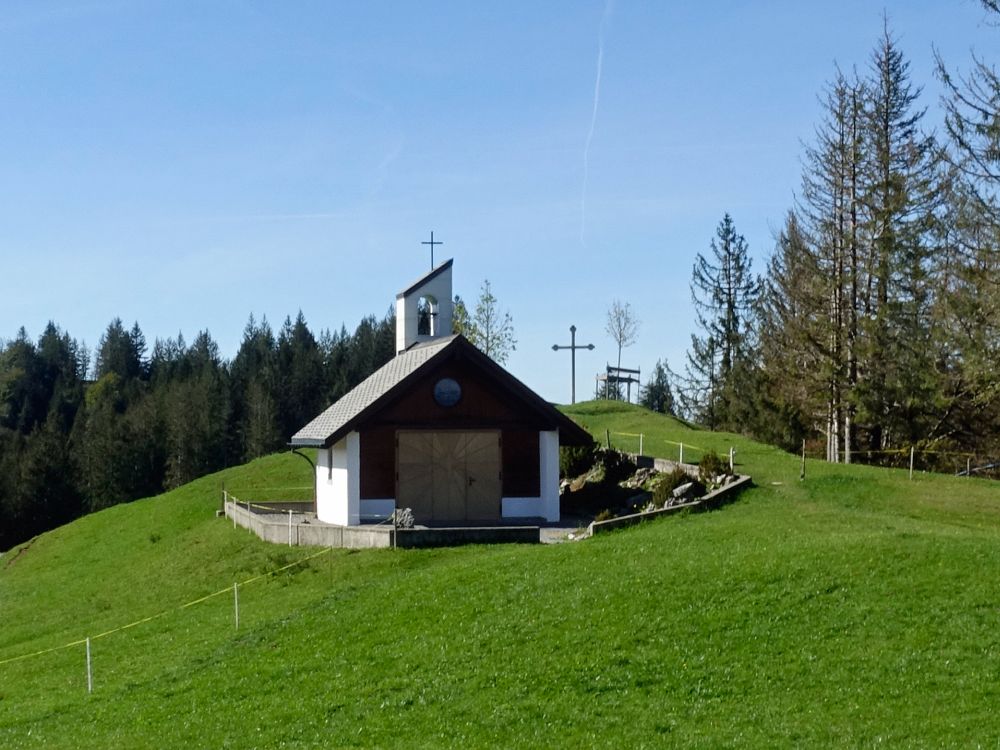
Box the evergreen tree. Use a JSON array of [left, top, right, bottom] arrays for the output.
[[163, 331, 228, 487], [230, 315, 282, 460], [319, 325, 351, 404], [452, 295, 471, 338], [936, 0, 1000, 211], [682, 213, 761, 430], [856, 22, 942, 450], [276, 312, 324, 440], [95, 318, 147, 381], [640, 359, 675, 415]]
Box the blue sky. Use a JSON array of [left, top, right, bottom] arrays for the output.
[[1, 0, 996, 402]]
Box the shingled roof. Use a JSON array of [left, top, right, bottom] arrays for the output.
[[290, 336, 455, 447], [289, 334, 592, 448]]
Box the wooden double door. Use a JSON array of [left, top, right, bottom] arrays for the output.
[[396, 431, 502, 523]]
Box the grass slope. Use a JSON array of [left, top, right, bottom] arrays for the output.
[[2, 402, 1000, 747]]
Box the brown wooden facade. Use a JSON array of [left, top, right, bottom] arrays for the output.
[[358, 352, 554, 501]]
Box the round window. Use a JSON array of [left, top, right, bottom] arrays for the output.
[[433, 378, 462, 407]]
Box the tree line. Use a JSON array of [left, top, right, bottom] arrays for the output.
[[0, 311, 396, 551], [677, 8, 1000, 471]]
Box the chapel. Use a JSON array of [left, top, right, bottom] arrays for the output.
[[290, 260, 591, 526]]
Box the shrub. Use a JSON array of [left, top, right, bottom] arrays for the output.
[[652, 467, 702, 506], [600, 448, 637, 484], [560, 442, 598, 478], [594, 509, 614, 522], [698, 449, 728, 484]]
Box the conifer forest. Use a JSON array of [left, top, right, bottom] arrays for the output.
[[3, 7, 1000, 549]]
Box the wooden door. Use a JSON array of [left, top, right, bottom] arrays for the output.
[[396, 431, 501, 523], [396, 432, 435, 521], [430, 432, 468, 522], [464, 432, 501, 521]]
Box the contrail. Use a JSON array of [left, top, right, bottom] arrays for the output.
[[581, 0, 613, 247]]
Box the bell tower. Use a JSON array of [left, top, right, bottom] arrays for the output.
[[395, 259, 454, 354]]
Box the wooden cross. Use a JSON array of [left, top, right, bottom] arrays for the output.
[[422, 231, 443, 269]]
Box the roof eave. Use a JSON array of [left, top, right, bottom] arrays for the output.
[[315, 337, 461, 447], [396, 258, 454, 299], [288, 437, 324, 448]]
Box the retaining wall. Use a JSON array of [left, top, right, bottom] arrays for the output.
[[224, 501, 539, 549], [588, 474, 753, 536]]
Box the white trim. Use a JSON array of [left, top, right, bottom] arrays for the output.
[[502, 497, 543, 518], [539, 430, 560, 522], [317, 432, 362, 525], [501, 430, 561, 523], [360, 498, 395, 521]]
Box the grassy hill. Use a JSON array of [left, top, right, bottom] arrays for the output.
[[3, 401, 1000, 747]]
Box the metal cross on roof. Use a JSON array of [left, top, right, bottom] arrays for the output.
[[422, 231, 443, 269]]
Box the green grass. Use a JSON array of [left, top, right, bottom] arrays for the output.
[[3, 402, 1000, 747]]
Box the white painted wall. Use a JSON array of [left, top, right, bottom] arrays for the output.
[[501, 497, 542, 518], [395, 264, 453, 353], [539, 430, 560, 522], [360, 498, 395, 521], [500, 430, 561, 523], [316, 432, 361, 525]]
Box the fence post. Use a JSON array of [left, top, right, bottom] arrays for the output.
[[639, 434, 644, 456], [85, 637, 93, 694], [967, 457, 972, 477], [909, 446, 915, 480], [288, 510, 293, 547], [606, 429, 611, 449], [729, 447, 735, 472], [800, 439, 806, 481], [679, 443, 684, 465], [234, 583, 239, 630]]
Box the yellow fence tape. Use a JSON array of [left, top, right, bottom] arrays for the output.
[[0, 545, 331, 667], [608, 431, 704, 451]]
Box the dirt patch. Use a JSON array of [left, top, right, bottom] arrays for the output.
[[3, 537, 37, 570]]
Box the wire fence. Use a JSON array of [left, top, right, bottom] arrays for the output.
[[221, 485, 313, 503], [603, 430, 995, 480], [603, 431, 708, 465], [0, 539, 332, 693]]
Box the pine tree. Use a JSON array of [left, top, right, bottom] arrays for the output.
[[857, 21, 942, 451], [683, 213, 760, 430], [95, 318, 147, 381], [276, 312, 324, 441], [230, 315, 282, 460], [640, 360, 675, 415], [163, 331, 229, 487], [936, 0, 1000, 209]]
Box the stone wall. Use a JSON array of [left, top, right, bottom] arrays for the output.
[[224, 501, 540, 549], [588, 474, 753, 536]]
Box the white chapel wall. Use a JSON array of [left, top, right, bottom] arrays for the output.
[[360, 498, 394, 521], [316, 432, 361, 526], [500, 429, 560, 523]]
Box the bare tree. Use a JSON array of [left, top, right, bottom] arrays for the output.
[[456, 280, 517, 365], [605, 299, 639, 371]]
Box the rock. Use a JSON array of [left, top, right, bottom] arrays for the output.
[[672, 482, 698, 500], [391, 507, 415, 529], [626, 491, 651, 512]]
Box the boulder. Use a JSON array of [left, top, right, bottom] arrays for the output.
[[671, 482, 699, 501]]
